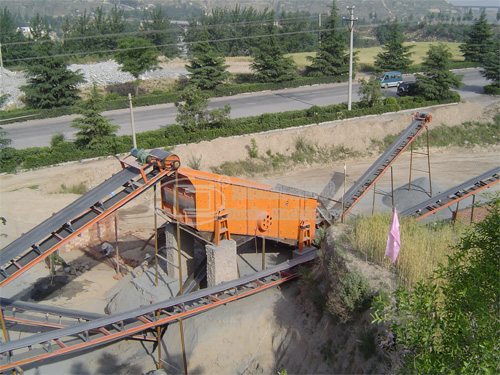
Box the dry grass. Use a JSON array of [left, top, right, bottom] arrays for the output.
[[348, 214, 467, 286]]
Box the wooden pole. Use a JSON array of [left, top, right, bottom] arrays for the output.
[[154, 184, 159, 287], [114, 211, 119, 275]]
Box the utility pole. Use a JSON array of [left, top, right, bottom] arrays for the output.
[[0, 43, 5, 96], [128, 93, 137, 149], [318, 13, 322, 45], [344, 6, 357, 111]]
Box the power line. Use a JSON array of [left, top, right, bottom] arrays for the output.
[[3, 27, 352, 64], [2, 15, 319, 47]]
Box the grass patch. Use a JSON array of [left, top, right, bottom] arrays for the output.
[[348, 213, 467, 286], [28, 185, 39, 190], [58, 183, 88, 195], [374, 116, 500, 153], [212, 137, 361, 177]]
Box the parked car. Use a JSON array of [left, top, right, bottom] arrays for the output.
[[377, 71, 403, 88], [397, 81, 418, 96]]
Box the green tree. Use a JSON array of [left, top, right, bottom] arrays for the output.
[[459, 11, 493, 63], [115, 37, 160, 96], [141, 6, 180, 58], [306, 1, 350, 77], [20, 44, 84, 109], [71, 83, 119, 150], [480, 39, 500, 89], [415, 43, 463, 101], [175, 86, 231, 132], [358, 76, 383, 107], [250, 23, 297, 83], [0, 7, 30, 67], [186, 31, 230, 90], [372, 195, 500, 374], [374, 22, 414, 73], [0, 127, 11, 149]]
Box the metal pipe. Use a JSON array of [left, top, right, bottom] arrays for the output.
[[0, 307, 15, 375], [371, 182, 376, 216]]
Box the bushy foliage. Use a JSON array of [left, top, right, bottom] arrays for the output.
[[374, 22, 414, 73], [358, 76, 383, 107], [71, 83, 120, 150], [250, 23, 297, 83], [372, 195, 500, 374], [186, 31, 230, 89], [480, 39, 500, 89], [20, 43, 84, 109], [416, 43, 463, 101], [306, 1, 350, 77], [175, 86, 231, 132], [140, 6, 180, 58], [115, 37, 160, 80], [459, 12, 494, 63]]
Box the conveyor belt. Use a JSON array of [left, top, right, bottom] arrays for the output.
[[0, 251, 318, 372], [400, 166, 499, 221], [330, 113, 432, 219], [0, 162, 173, 286]]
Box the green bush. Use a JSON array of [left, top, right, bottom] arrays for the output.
[[484, 85, 500, 95]]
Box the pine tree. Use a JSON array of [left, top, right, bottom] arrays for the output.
[[480, 39, 500, 89], [459, 11, 493, 63], [374, 22, 414, 73], [141, 6, 180, 58], [250, 22, 296, 83], [416, 43, 463, 101], [306, 1, 350, 77], [186, 31, 230, 90], [115, 37, 160, 96], [20, 44, 84, 109], [71, 83, 119, 150]]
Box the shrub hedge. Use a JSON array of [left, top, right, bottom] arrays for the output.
[[0, 95, 459, 173]]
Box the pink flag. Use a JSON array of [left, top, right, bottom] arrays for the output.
[[385, 209, 401, 264]]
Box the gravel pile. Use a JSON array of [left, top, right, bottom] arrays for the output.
[[0, 61, 188, 110]]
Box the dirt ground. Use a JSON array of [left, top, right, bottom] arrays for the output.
[[0, 99, 499, 374]]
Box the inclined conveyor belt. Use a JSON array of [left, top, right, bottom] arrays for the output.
[[400, 166, 500, 220], [330, 114, 431, 219], [0, 250, 317, 370], [0, 165, 164, 285], [0, 297, 105, 321]]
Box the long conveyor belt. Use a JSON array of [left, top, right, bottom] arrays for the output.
[[330, 112, 432, 219], [0, 250, 318, 372], [0, 161, 174, 286], [400, 166, 500, 221]]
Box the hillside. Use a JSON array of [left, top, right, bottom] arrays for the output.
[[3, 0, 459, 22]]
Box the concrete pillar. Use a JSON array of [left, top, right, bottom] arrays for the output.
[[206, 240, 238, 287], [163, 224, 194, 280]]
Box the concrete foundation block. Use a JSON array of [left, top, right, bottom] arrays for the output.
[[206, 240, 238, 287]]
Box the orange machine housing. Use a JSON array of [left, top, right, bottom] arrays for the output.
[[161, 168, 318, 247]]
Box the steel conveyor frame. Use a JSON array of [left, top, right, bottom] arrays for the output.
[[0, 159, 176, 287], [0, 251, 317, 372], [400, 166, 500, 221], [330, 112, 432, 220]]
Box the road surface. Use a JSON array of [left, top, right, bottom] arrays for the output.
[[1, 69, 493, 149]]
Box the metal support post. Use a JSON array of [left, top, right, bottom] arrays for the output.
[[470, 194, 476, 224], [342, 154, 347, 223], [391, 166, 395, 209], [262, 237, 266, 271], [344, 6, 357, 111], [114, 212, 119, 275], [372, 182, 376, 216], [0, 308, 16, 374], [154, 184, 158, 287], [175, 171, 188, 375], [318, 13, 322, 45], [0, 42, 5, 96], [408, 142, 414, 191], [128, 93, 137, 149], [426, 127, 433, 197]]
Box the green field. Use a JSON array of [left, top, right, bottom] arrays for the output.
[[285, 42, 464, 70]]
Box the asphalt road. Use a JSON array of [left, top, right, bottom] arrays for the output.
[[1, 69, 493, 149]]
